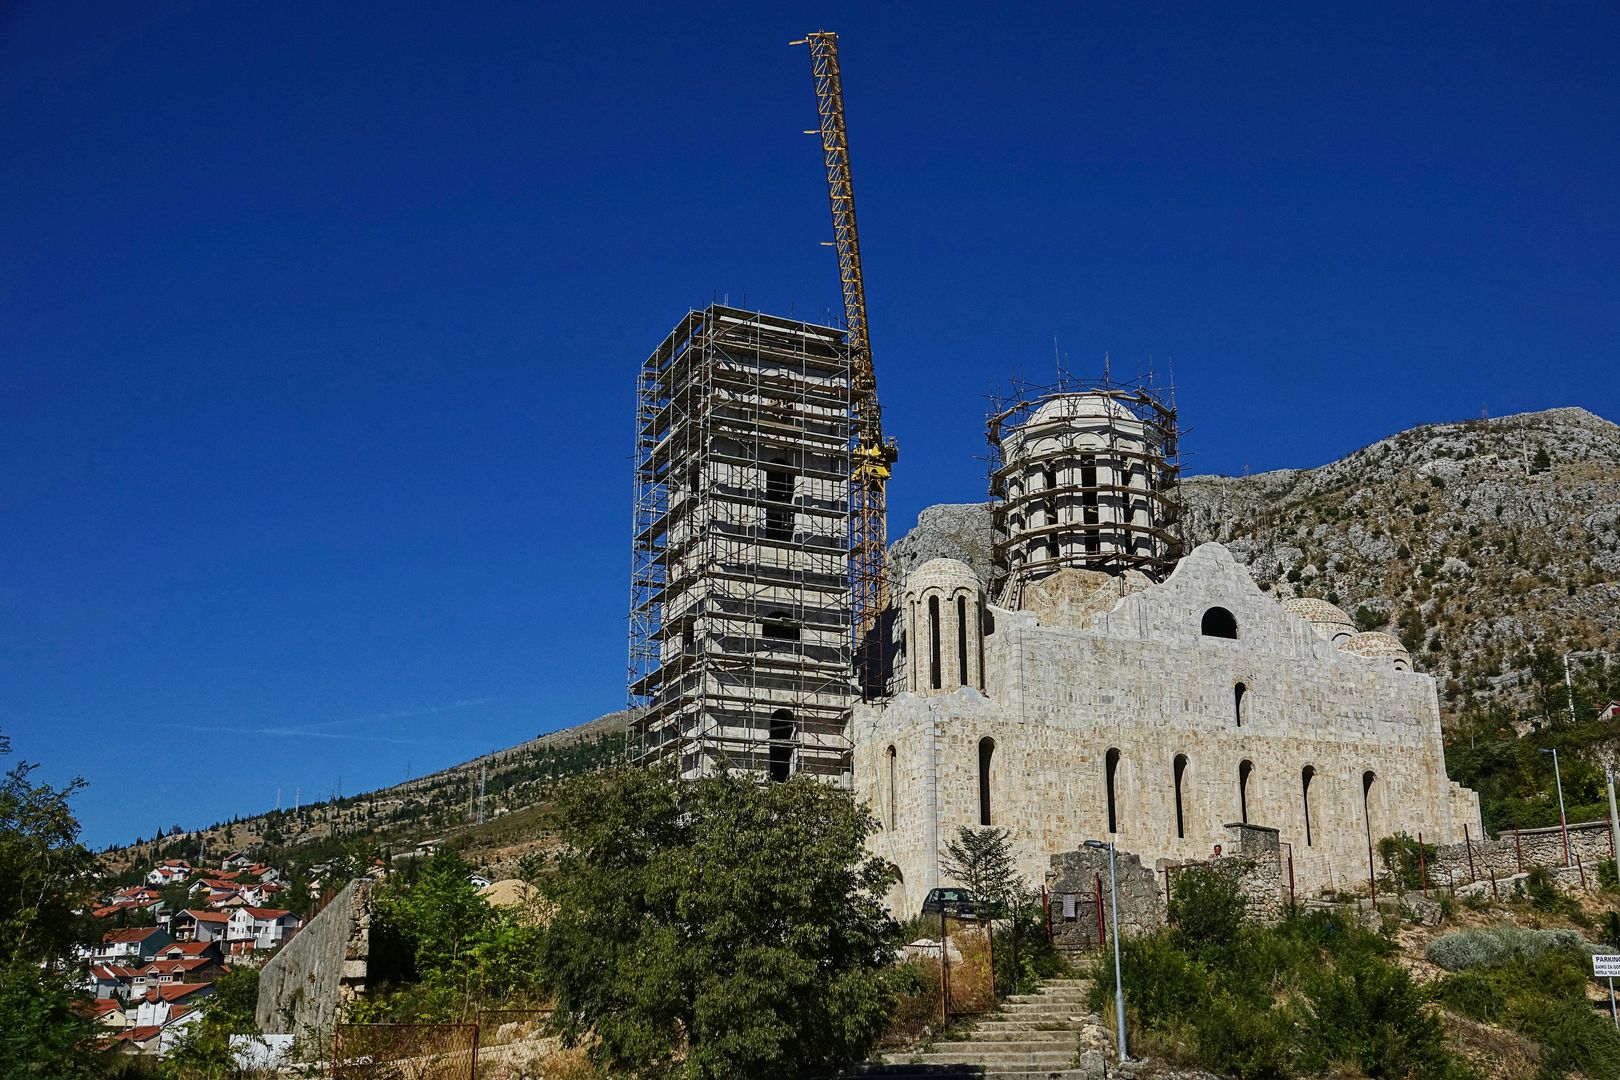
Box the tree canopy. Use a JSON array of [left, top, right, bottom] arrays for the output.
[[536, 765, 906, 1080]]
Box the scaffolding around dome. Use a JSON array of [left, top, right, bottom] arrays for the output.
[[987, 374, 1184, 605]]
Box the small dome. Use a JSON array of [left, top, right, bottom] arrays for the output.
[[1282, 597, 1357, 642], [1021, 392, 1133, 428], [1341, 631, 1412, 669], [904, 558, 982, 596]]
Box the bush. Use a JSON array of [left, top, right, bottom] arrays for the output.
[[1377, 832, 1436, 891], [1425, 925, 1585, 971], [1169, 859, 1249, 960], [1303, 952, 1456, 1080]]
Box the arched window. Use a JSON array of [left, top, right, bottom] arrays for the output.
[[927, 596, 942, 690], [978, 737, 995, 826], [1173, 754, 1189, 839], [956, 596, 969, 686], [977, 599, 988, 688], [762, 610, 799, 641], [885, 745, 897, 830], [1301, 765, 1316, 847], [764, 466, 794, 540], [768, 710, 794, 782], [1201, 607, 1238, 639], [1233, 682, 1248, 726], [1362, 770, 1378, 875], [1238, 760, 1253, 824], [1105, 748, 1121, 833]]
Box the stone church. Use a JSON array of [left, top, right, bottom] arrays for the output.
[[852, 387, 1483, 912]]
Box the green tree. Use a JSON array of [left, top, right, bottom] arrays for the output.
[[0, 731, 103, 1079], [940, 826, 1015, 912], [158, 965, 261, 1078], [537, 765, 906, 1080]]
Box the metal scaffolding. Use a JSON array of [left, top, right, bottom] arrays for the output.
[[629, 306, 857, 782], [987, 373, 1184, 603]]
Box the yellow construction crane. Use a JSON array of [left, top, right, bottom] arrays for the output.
[[791, 29, 897, 700]]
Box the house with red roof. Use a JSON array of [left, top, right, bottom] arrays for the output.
[[85, 963, 140, 1001], [92, 927, 172, 965], [226, 906, 303, 950], [168, 909, 230, 944], [133, 982, 214, 1028], [154, 939, 224, 965]]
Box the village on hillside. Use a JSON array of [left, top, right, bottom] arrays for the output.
[[78, 852, 373, 1057]]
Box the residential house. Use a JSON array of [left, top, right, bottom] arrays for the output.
[[111, 1025, 164, 1055], [85, 964, 139, 1001], [93, 927, 172, 966], [154, 939, 224, 965], [1599, 701, 1620, 722], [221, 852, 252, 872], [130, 956, 224, 998], [133, 982, 214, 1029], [169, 909, 230, 943], [91, 998, 130, 1031], [225, 907, 302, 951]]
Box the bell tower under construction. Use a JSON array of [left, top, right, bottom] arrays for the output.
[[628, 305, 858, 782]]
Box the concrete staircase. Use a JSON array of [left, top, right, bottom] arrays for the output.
[[851, 978, 1106, 1080]]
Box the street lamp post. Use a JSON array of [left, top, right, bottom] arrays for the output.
[[1084, 839, 1128, 1062], [1541, 748, 1571, 867]]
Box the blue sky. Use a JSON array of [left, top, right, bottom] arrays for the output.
[[2, 2, 1616, 848]]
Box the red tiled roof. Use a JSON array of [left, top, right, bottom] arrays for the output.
[[116, 1025, 163, 1044], [101, 927, 162, 944], [140, 958, 212, 975], [92, 999, 121, 1015], [158, 941, 215, 957], [240, 906, 295, 920], [143, 983, 210, 1003], [89, 964, 138, 981], [176, 908, 230, 923]]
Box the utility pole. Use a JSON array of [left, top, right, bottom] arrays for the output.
[[1541, 748, 1571, 866], [1607, 766, 1620, 878]]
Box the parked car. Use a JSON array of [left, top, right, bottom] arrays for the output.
[[920, 888, 976, 919]]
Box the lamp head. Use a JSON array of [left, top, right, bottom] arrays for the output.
[[1082, 839, 1109, 850]]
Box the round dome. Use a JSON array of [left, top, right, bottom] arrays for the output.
[[1023, 392, 1133, 427], [903, 558, 982, 596], [1282, 597, 1357, 642], [1341, 631, 1412, 670]]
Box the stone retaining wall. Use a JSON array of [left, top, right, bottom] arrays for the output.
[[255, 879, 373, 1039]]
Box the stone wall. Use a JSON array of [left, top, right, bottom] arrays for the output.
[[855, 544, 1484, 911], [255, 879, 373, 1038], [1045, 847, 1164, 952], [1430, 819, 1616, 886]]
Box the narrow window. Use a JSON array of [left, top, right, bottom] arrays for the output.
[[1301, 765, 1316, 847], [768, 711, 794, 782], [928, 596, 942, 690], [1173, 754, 1189, 839], [681, 624, 695, 655], [1238, 760, 1253, 824], [1362, 770, 1377, 866], [978, 737, 995, 826], [1042, 464, 1057, 492], [1201, 607, 1238, 639], [1080, 454, 1100, 554], [956, 595, 969, 686], [1105, 748, 1121, 833], [1233, 682, 1247, 727], [886, 745, 897, 829], [976, 599, 987, 689], [764, 467, 793, 540]]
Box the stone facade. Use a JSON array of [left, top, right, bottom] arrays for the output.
[[255, 879, 373, 1039], [854, 543, 1484, 916]]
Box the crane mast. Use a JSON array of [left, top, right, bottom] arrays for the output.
[[794, 30, 897, 700]]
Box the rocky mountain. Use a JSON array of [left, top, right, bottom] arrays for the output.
[[889, 407, 1620, 723]]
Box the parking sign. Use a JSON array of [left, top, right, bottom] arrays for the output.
[[1595, 954, 1620, 979]]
